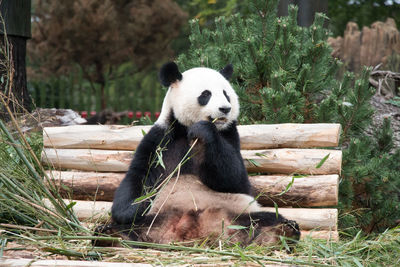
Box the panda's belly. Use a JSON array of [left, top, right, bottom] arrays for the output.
[[148, 174, 260, 215]]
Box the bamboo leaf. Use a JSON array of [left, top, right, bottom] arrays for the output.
[[133, 191, 157, 203], [277, 176, 295, 196], [247, 159, 260, 167], [65, 201, 77, 211], [279, 236, 290, 252], [316, 153, 330, 169], [227, 225, 247, 230], [352, 258, 363, 267]]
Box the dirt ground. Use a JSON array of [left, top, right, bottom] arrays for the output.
[[368, 93, 400, 149]]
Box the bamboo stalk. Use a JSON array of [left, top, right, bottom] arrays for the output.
[[0, 121, 81, 226], [0, 259, 151, 267]]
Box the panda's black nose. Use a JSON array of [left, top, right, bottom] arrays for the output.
[[219, 107, 231, 114]]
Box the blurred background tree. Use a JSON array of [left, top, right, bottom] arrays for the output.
[[24, 0, 400, 119], [28, 0, 187, 110]]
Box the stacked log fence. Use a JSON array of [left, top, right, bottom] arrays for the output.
[[42, 123, 342, 240]]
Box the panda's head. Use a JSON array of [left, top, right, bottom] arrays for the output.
[[156, 62, 239, 130]]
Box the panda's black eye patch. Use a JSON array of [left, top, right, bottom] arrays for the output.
[[198, 90, 212, 106], [223, 90, 230, 103]]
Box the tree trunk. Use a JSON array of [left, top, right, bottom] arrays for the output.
[[0, 35, 31, 120]]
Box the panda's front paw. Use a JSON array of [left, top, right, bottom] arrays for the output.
[[188, 121, 217, 143]]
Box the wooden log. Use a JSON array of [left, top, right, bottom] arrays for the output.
[[0, 258, 151, 267], [243, 149, 342, 175], [47, 171, 338, 206], [300, 230, 339, 241], [250, 174, 339, 207], [41, 148, 132, 172], [43, 124, 152, 150], [43, 199, 112, 223], [46, 171, 125, 201], [259, 207, 338, 231], [42, 148, 342, 175], [43, 123, 341, 150], [50, 200, 337, 231], [238, 123, 341, 149]]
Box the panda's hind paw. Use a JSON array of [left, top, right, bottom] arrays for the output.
[[280, 219, 301, 244]]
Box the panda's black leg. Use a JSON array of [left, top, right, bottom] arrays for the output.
[[112, 125, 167, 225]]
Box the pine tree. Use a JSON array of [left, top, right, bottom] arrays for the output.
[[340, 118, 400, 234], [178, 1, 374, 136], [178, 0, 400, 233]]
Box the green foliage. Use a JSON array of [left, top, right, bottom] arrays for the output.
[[178, 0, 374, 138], [340, 118, 400, 234], [178, 0, 399, 233]]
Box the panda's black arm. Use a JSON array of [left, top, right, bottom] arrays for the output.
[[189, 121, 251, 194], [111, 125, 166, 225]]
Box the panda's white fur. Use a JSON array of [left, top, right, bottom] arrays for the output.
[[156, 67, 239, 130]]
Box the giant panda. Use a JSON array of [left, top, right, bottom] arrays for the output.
[[105, 62, 300, 246]]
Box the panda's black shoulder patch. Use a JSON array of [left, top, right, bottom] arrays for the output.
[[219, 64, 233, 80], [159, 62, 183, 87]]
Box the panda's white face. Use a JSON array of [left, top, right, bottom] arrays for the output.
[[156, 67, 239, 130]]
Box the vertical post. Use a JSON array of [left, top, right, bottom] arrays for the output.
[[0, 0, 32, 120], [278, 0, 328, 27]]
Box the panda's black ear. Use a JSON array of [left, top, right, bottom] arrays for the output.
[[219, 64, 233, 80], [159, 62, 183, 87]]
